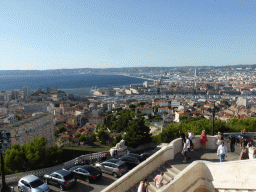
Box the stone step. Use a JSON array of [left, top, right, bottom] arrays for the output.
[[126, 162, 180, 192], [171, 165, 181, 175], [148, 181, 158, 192]]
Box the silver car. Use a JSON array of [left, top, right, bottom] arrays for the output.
[[95, 159, 128, 178], [18, 175, 50, 192]]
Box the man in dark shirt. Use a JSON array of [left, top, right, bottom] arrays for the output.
[[179, 130, 186, 143], [229, 135, 236, 152]]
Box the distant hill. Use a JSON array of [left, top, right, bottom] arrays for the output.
[[1, 64, 256, 77]]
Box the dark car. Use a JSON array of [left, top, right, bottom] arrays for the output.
[[141, 150, 158, 159], [69, 165, 102, 183], [95, 159, 128, 178], [44, 169, 77, 191], [224, 134, 252, 144], [124, 153, 146, 162], [236, 134, 252, 144], [118, 156, 140, 169]]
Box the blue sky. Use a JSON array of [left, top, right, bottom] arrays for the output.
[[0, 0, 255, 70]]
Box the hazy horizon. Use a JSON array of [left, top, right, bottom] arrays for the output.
[[1, 0, 255, 70]]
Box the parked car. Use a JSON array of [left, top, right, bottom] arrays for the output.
[[18, 175, 50, 192], [236, 134, 252, 144], [124, 153, 146, 162], [119, 156, 140, 169], [141, 149, 158, 159], [69, 165, 102, 183], [95, 159, 128, 178], [224, 134, 252, 144], [44, 169, 77, 191]]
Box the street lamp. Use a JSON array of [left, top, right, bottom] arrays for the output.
[[208, 103, 217, 136], [0, 131, 7, 192]]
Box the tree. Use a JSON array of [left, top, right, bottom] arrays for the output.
[[98, 130, 109, 143], [4, 137, 63, 174], [14, 114, 21, 121], [222, 100, 229, 105], [4, 144, 26, 174], [129, 104, 136, 109], [123, 117, 151, 148], [163, 111, 168, 115], [110, 134, 122, 147], [58, 126, 66, 133]]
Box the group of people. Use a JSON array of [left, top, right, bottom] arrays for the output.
[[180, 129, 208, 163], [137, 172, 164, 192], [138, 130, 256, 191], [239, 139, 256, 160], [179, 129, 195, 163], [217, 132, 256, 162]]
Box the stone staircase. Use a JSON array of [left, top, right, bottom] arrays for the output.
[[125, 160, 181, 192]]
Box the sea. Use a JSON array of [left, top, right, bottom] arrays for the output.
[[0, 74, 146, 96]]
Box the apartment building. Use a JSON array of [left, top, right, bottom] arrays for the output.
[[2, 114, 55, 154], [24, 103, 48, 113]]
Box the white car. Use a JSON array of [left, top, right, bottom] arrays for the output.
[[18, 175, 50, 192]]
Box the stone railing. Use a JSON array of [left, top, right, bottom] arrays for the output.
[[1, 151, 109, 185], [102, 135, 218, 192]]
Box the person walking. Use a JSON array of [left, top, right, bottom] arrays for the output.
[[247, 140, 255, 159], [181, 139, 189, 163], [239, 147, 249, 160], [200, 130, 207, 150], [216, 132, 222, 146], [240, 137, 245, 151], [185, 136, 191, 159], [188, 129, 194, 151], [179, 130, 186, 143], [138, 178, 149, 192], [253, 144, 256, 159], [154, 172, 164, 189], [217, 141, 228, 162], [229, 135, 236, 152]]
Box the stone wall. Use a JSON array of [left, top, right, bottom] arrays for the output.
[[102, 136, 219, 192]]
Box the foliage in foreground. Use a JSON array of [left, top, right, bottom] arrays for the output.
[[3, 137, 63, 175]]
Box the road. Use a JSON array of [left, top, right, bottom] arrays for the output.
[[13, 173, 117, 192]]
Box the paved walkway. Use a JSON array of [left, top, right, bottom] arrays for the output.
[[170, 147, 241, 172]]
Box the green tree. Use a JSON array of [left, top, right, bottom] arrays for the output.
[[4, 137, 63, 174], [4, 144, 26, 173], [129, 104, 136, 109], [14, 114, 21, 121], [98, 130, 109, 143], [123, 117, 151, 148], [222, 100, 229, 105], [58, 126, 66, 133], [110, 134, 122, 147]]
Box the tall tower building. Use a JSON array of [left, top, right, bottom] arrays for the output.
[[11, 90, 19, 100], [195, 68, 199, 77], [23, 86, 31, 100]]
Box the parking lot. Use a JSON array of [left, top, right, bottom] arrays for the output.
[[13, 172, 117, 192]]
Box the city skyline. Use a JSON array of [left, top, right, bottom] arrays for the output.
[[1, 0, 256, 70]]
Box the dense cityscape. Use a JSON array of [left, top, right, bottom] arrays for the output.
[[1, 0, 256, 190]]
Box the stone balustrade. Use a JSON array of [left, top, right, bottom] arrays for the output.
[[102, 135, 218, 192]]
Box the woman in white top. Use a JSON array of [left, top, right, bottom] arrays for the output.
[[247, 140, 255, 159], [253, 144, 256, 159], [216, 132, 222, 146]]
